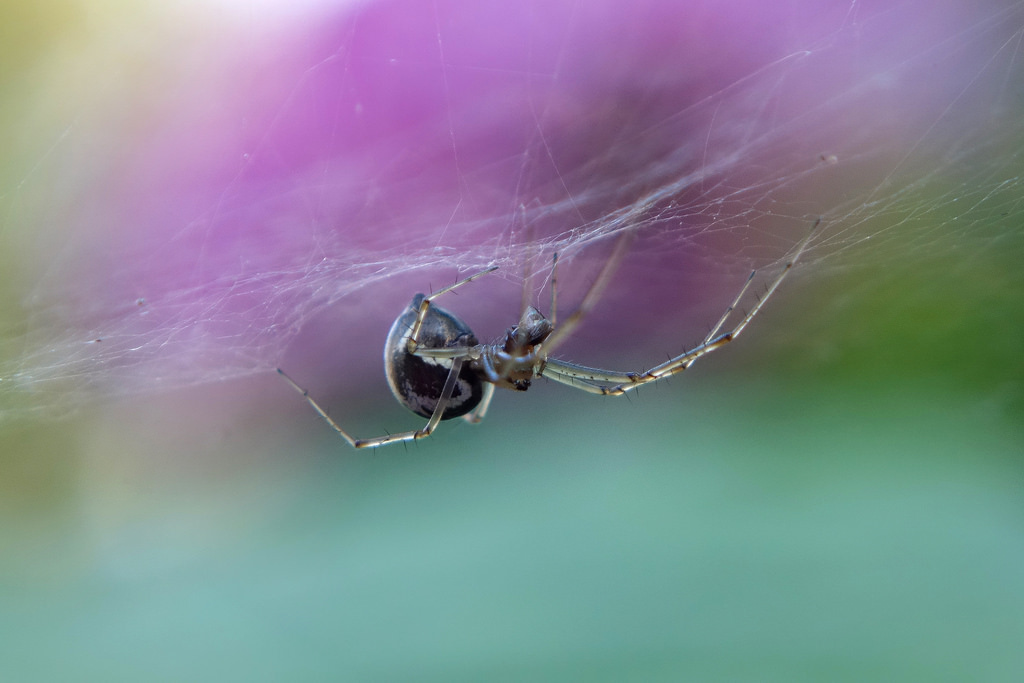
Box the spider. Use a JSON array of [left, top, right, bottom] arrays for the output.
[[278, 223, 816, 448]]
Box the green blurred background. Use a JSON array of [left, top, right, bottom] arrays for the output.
[[2, 1, 1022, 681]]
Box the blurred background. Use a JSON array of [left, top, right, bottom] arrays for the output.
[[1, 0, 1022, 680]]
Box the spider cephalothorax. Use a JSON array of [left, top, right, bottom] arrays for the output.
[[476, 306, 554, 392]]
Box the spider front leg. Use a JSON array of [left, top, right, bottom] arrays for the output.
[[539, 270, 758, 395], [542, 220, 817, 396]]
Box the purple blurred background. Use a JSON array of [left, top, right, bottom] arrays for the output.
[[6, 0, 1017, 415]]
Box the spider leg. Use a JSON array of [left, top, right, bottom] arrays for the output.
[[538, 268, 757, 395], [407, 266, 498, 353], [278, 359, 470, 448], [548, 252, 559, 328], [702, 270, 756, 347], [463, 383, 495, 424], [541, 360, 637, 395], [540, 220, 817, 396], [542, 359, 637, 386], [539, 230, 633, 357], [412, 345, 482, 360]]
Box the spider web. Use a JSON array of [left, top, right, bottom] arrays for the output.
[[1, 0, 1022, 420]]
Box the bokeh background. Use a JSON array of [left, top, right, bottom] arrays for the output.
[[2, 0, 1022, 680]]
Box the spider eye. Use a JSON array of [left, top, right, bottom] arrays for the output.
[[383, 295, 484, 419]]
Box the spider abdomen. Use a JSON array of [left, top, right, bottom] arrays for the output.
[[384, 294, 484, 420]]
